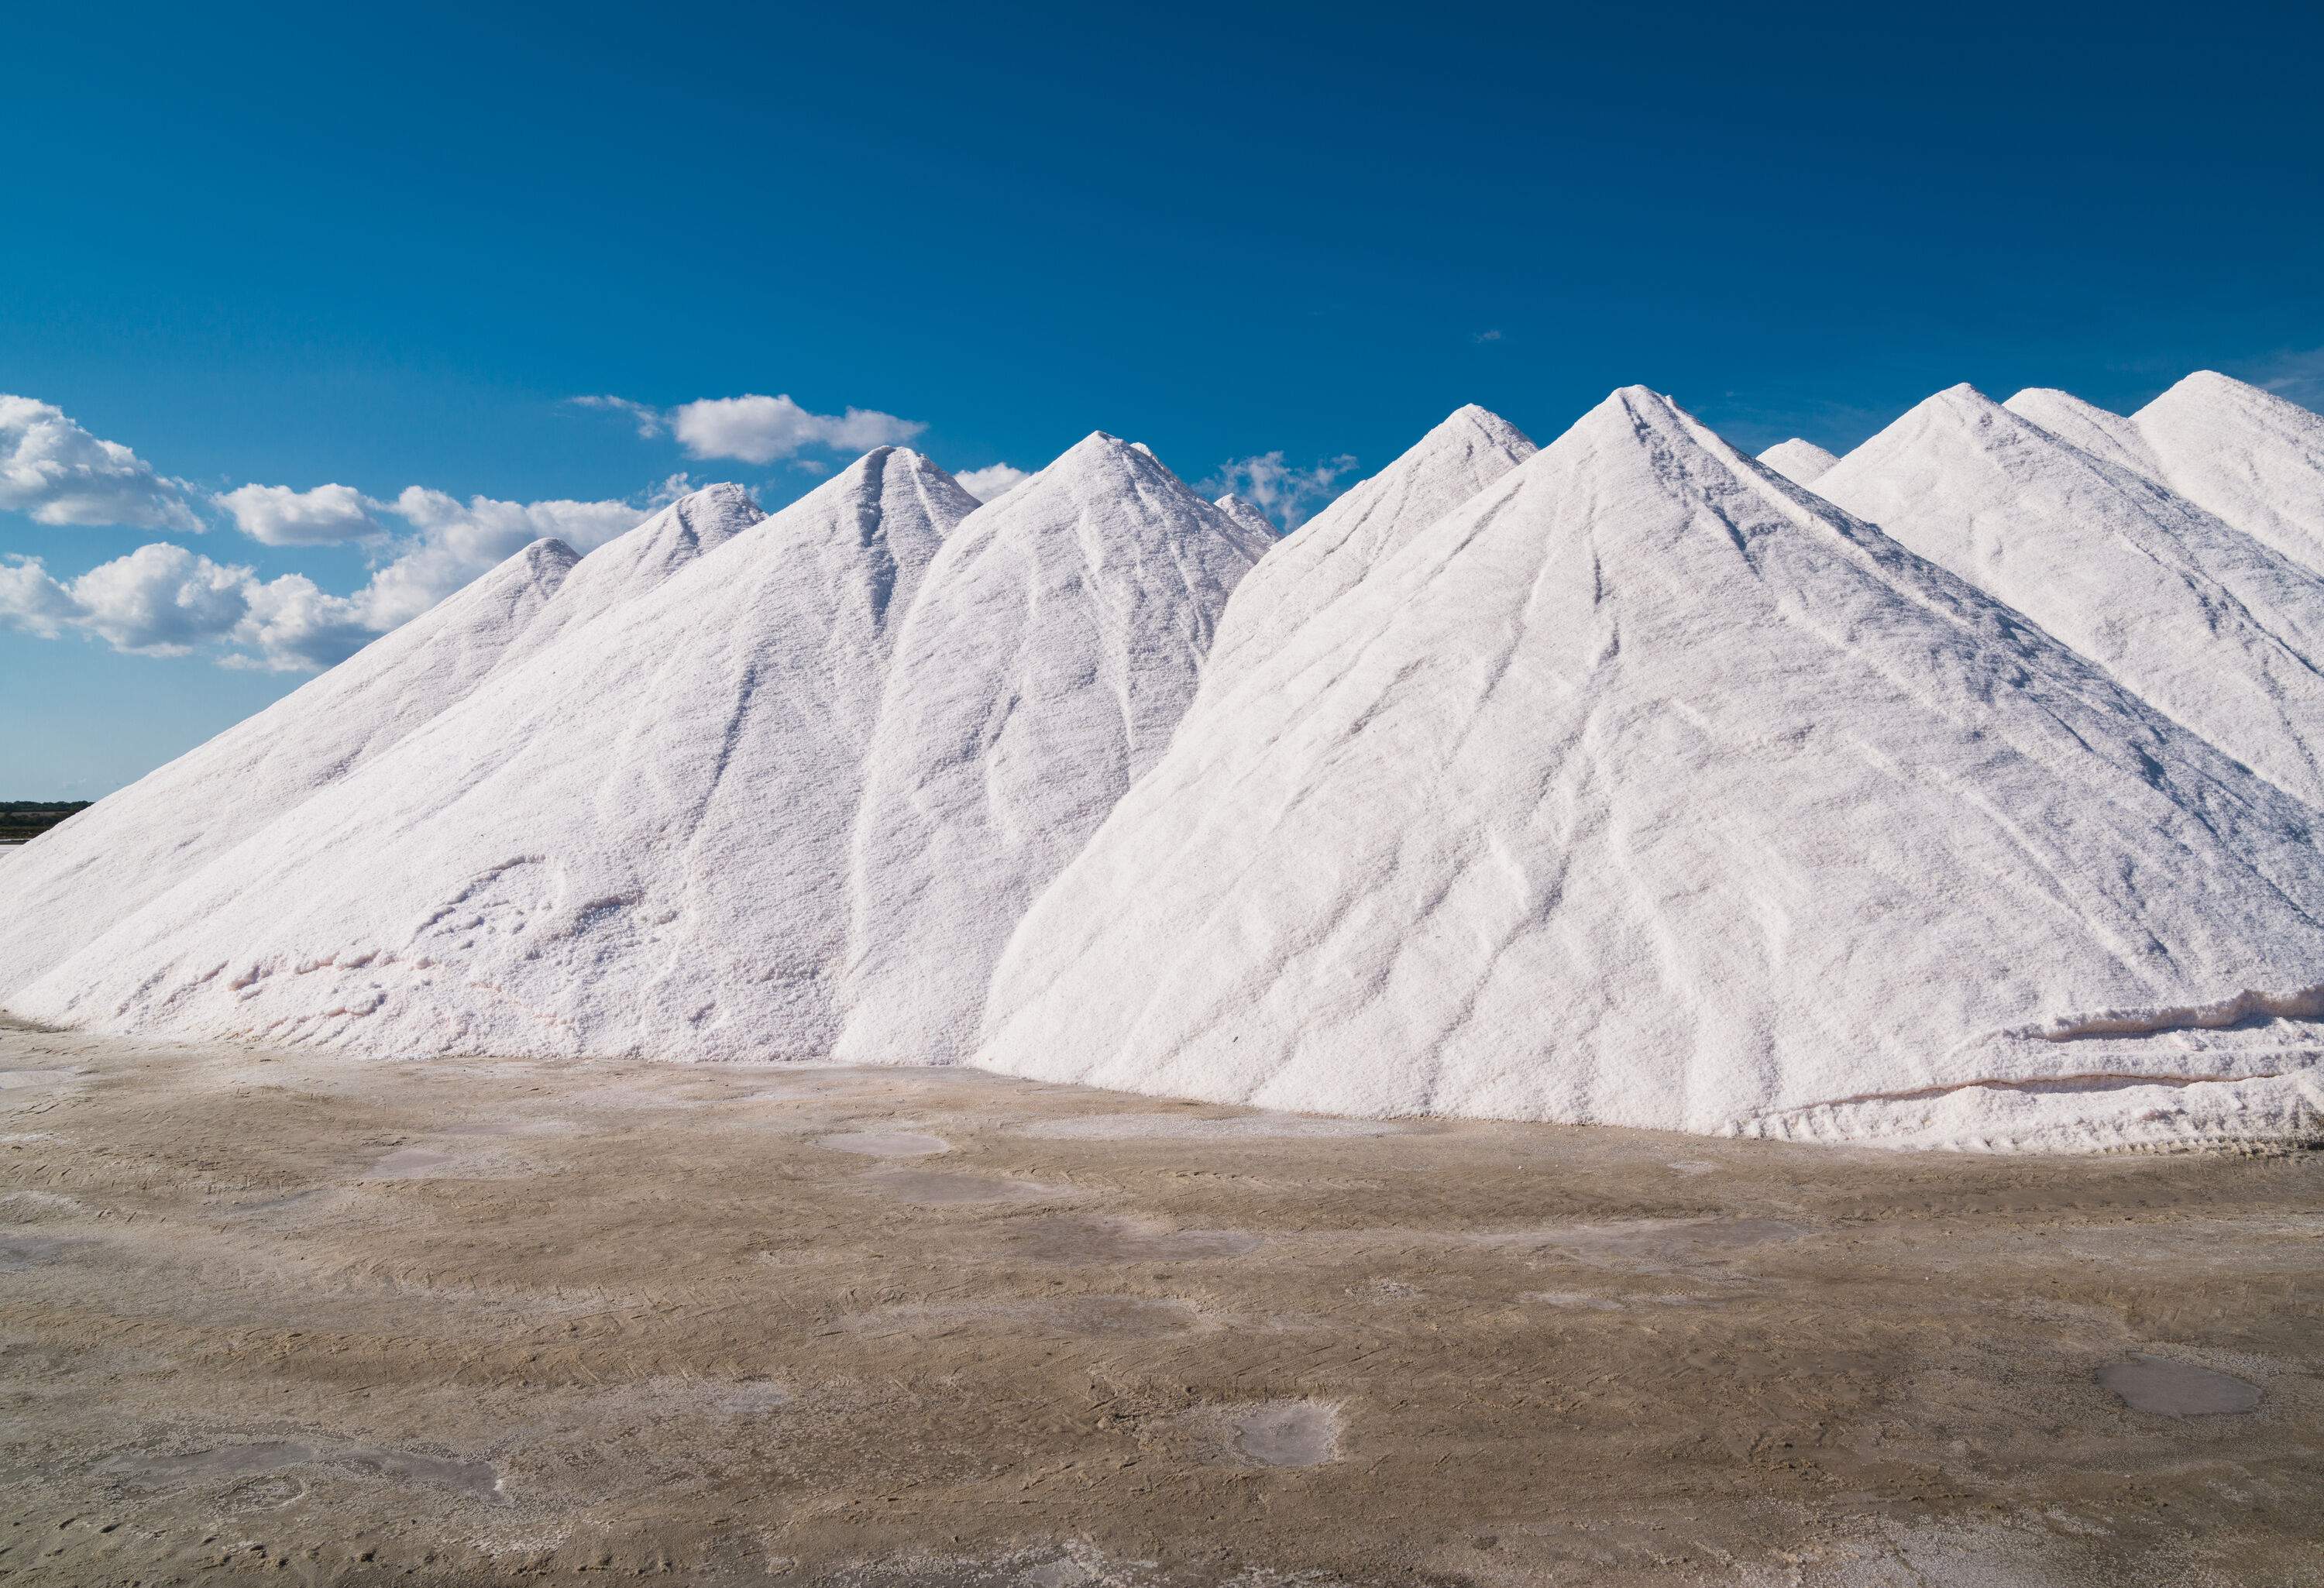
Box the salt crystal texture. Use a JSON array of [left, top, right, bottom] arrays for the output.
[[1196, 406, 1534, 700], [976, 387, 2324, 1153], [1214, 493, 1277, 540], [1816, 386, 2324, 810], [1755, 438, 1840, 484], [12, 458, 963, 1058], [834, 434, 1273, 1061], [2127, 372, 2324, 576]]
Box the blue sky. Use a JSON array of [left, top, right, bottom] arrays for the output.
[[5, 0, 2320, 797]]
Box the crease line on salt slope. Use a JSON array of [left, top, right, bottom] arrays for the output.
[[2008, 983, 2324, 1042]]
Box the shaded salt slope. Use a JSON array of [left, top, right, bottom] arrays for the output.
[[1197, 406, 1535, 700], [0, 538, 580, 996], [15, 452, 973, 1060], [1755, 438, 1839, 484], [978, 387, 2324, 1153], [2132, 371, 2324, 577], [1215, 493, 1277, 540], [1816, 386, 2324, 810], [834, 434, 1275, 1063]]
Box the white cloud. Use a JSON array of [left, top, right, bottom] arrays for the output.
[[0, 555, 84, 638], [215, 481, 383, 546], [1472, 328, 1504, 343], [356, 486, 648, 627], [66, 543, 253, 655], [229, 572, 375, 671], [660, 394, 925, 464], [1204, 450, 1358, 531], [0, 394, 202, 532], [1, 544, 354, 669], [569, 394, 667, 438], [957, 462, 1028, 503]]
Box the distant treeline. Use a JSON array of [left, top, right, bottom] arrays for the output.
[[0, 802, 91, 844]]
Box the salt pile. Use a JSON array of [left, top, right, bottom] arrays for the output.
[[976, 387, 2324, 1152], [1814, 386, 2324, 809], [2130, 372, 2324, 576], [11, 455, 965, 1057], [1755, 438, 1839, 484], [1196, 405, 1535, 699], [834, 434, 1273, 1061]]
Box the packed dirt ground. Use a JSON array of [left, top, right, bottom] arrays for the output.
[[1, 1016, 2317, 1586]]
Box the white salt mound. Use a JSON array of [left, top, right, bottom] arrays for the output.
[[1816, 385, 2324, 810], [2001, 388, 2161, 478], [1197, 405, 1535, 700], [1214, 493, 1277, 540], [834, 434, 1274, 1063], [2130, 371, 2324, 577], [1755, 438, 1840, 484], [0, 540, 592, 996], [13, 455, 967, 1058], [975, 387, 2324, 1153]]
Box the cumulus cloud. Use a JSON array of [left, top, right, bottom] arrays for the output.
[[0, 545, 366, 671], [215, 481, 383, 545], [0, 394, 203, 532], [356, 487, 648, 627], [957, 462, 1029, 502], [1203, 450, 1358, 531]]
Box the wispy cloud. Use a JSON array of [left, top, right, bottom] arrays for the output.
[[0, 395, 203, 532], [2237, 346, 2324, 411], [1472, 328, 1504, 344], [1203, 450, 1358, 531], [574, 390, 927, 465]]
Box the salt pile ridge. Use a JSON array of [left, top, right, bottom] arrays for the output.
[[978, 387, 2324, 1152], [1815, 385, 2324, 810], [1215, 493, 1276, 539], [2001, 387, 2161, 477], [13, 455, 967, 1058], [1196, 405, 1535, 699], [835, 434, 1274, 1062], [1755, 438, 1839, 484], [0, 539, 587, 995], [2131, 371, 2324, 576]]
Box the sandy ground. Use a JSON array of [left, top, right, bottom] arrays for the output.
[[1, 1018, 2318, 1586]]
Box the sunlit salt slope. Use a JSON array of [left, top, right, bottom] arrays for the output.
[[977, 387, 2324, 1153], [1755, 438, 1839, 484], [1816, 386, 2324, 811], [0, 484, 761, 995], [1195, 405, 1535, 700], [2000, 374, 2324, 579], [14, 455, 970, 1058], [2134, 373, 2324, 576], [834, 434, 1274, 1062]]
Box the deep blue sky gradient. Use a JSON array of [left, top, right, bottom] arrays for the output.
[[5, 0, 2320, 794]]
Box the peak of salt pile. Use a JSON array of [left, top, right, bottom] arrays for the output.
[[1755, 438, 1840, 483], [2000, 388, 2160, 478], [834, 433, 1274, 1062], [1198, 404, 1535, 699], [0, 537, 584, 995], [0, 485, 760, 998], [2130, 371, 2324, 576], [13, 453, 971, 1059], [1816, 384, 2324, 809], [976, 387, 2324, 1153], [1215, 492, 1276, 538]]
